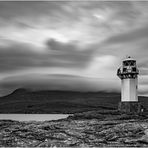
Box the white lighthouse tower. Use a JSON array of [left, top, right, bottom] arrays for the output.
[[117, 56, 142, 113]]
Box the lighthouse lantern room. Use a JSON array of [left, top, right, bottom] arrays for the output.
[[117, 57, 143, 113]]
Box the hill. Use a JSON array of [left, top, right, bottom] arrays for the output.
[[0, 88, 147, 113]]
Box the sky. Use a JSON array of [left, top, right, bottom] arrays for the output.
[[0, 1, 148, 96]]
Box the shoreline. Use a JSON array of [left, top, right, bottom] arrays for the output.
[[0, 110, 148, 147]]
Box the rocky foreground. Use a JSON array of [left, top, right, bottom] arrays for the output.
[[1, 110, 148, 147]]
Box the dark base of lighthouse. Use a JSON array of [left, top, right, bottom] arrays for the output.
[[118, 102, 143, 114]]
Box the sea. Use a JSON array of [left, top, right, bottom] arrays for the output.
[[0, 114, 70, 121]]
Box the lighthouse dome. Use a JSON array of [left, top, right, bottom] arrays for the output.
[[123, 56, 136, 62]]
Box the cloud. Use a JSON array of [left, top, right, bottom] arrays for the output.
[[0, 1, 143, 46], [0, 1, 148, 96], [0, 38, 95, 74], [0, 73, 120, 96], [102, 25, 148, 45], [0, 41, 47, 73], [0, 2, 62, 21], [46, 39, 94, 67]]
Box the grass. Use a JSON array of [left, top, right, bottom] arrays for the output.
[[0, 88, 147, 114]]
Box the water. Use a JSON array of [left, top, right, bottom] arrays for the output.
[[0, 114, 70, 121]]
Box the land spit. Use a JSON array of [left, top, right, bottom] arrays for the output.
[[1, 110, 148, 147]]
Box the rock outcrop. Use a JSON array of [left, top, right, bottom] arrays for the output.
[[0, 110, 148, 147]]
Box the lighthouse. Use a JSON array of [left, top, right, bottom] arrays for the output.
[[117, 56, 142, 113]]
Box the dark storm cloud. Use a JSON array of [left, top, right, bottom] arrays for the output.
[[46, 39, 94, 67], [0, 42, 49, 73], [0, 74, 89, 91], [0, 73, 120, 96], [0, 39, 94, 73], [0, 2, 63, 20], [16, 22, 34, 29], [0, 1, 78, 29], [102, 25, 148, 45], [0, 1, 139, 31]]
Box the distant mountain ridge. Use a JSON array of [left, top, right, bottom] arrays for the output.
[[0, 88, 147, 113]]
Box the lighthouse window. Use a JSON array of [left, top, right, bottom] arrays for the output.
[[130, 61, 135, 66], [123, 61, 129, 66], [130, 61, 136, 66], [132, 67, 136, 72], [123, 68, 126, 72], [123, 60, 136, 66]]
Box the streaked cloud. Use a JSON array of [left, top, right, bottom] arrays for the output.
[[0, 1, 148, 96]]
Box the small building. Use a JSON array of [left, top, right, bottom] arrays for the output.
[[117, 56, 143, 113]]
